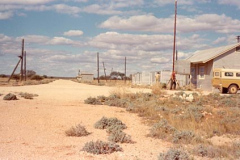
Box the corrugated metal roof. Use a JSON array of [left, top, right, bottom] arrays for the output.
[[187, 43, 240, 64]]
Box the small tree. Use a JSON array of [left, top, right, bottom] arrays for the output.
[[26, 70, 36, 77]]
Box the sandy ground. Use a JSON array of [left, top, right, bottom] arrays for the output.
[[0, 79, 174, 160]]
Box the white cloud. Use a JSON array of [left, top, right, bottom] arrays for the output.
[[151, 57, 170, 63], [212, 37, 227, 45], [0, 11, 13, 19], [218, 0, 240, 9], [154, 0, 193, 6], [53, 4, 81, 16], [100, 14, 240, 34], [83, 4, 122, 15], [49, 37, 75, 45], [63, 30, 84, 37], [0, 0, 54, 5]]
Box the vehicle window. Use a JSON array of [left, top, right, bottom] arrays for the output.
[[236, 73, 240, 77], [214, 72, 220, 77], [225, 72, 233, 77]]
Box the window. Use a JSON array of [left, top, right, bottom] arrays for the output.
[[236, 73, 240, 77], [199, 66, 205, 79], [214, 72, 220, 77], [225, 72, 233, 77]]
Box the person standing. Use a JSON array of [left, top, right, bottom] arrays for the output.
[[170, 71, 176, 90], [155, 72, 160, 83]]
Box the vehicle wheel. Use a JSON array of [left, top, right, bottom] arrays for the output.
[[228, 85, 238, 94], [221, 87, 228, 94]]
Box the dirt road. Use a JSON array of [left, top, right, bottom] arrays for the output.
[[0, 80, 171, 160]]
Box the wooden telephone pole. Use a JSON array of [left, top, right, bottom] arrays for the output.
[[172, 0, 177, 72], [20, 39, 24, 81], [102, 62, 107, 82], [124, 57, 126, 83], [97, 52, 100, 83], [8, 39, 26, 83]]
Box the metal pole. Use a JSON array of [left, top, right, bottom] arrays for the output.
[[124, 57, 126, 84], [172, 0, 177, 72], [97, 52, 99, 84], [102, 62, 107, 82], [24, 51, 26, 81], [20, 39, 24, 81]]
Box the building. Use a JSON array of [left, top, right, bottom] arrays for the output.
[[77, 71, 94, 82], [132, 70, 186, 86], [176, 43, 240, 91]]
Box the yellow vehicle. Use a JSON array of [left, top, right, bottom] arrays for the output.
[[212, 68, 240, 94]]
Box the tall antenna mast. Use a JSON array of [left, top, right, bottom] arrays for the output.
[[172, 0, 177, 72]]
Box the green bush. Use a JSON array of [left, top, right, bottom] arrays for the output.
[[108, 130, 133, 143], [65, 124, 90, 137], [82, 140, 122, 154]]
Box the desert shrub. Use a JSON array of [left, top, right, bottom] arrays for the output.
[[158, 148, 190, 160], [84, 97, 102, 105], [19, 92, 38, 99], [30, 75, 43, 81], [65, 124, 90, 137], [191, 144, 227, 158], [186, 105, 204, 122], [3, 93, 17, 100], [107, 99, 130, 108], [108, 130, 133, 143], [12, 74, 20, 81], [219, 98, 237, 108], [0, 93, 2, 96], [0, 74, 7, 78], [151, 83, 167, 96], [173, 130, 195, 144], [94, 117, 126, 130], [97, 95, 108, 103], [82, 140, 122, 154], [148, 119, 176, 139]]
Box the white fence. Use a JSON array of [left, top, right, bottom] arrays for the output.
[[132, 70, 189, 87]]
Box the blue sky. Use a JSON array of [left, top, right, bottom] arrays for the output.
[[0, 0, 240, 77]]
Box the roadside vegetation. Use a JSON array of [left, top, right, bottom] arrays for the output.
[[84, 85, 240, 159]]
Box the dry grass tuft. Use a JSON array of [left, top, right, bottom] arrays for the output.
[[82, 140, 123, 154], [65, 124, 90, 137]]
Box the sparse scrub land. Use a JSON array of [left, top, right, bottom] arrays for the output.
[[84, 86, 240, 158], [81, 140, 123, 154], [94, 117, 133, 143], [65, 124, 90, 137], [158, 148, 191, 160], [19, 92, 38, 99]]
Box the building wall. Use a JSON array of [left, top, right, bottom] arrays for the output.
[[191, 48, 240, 91], [193, 60, 213, 91], [213, 49, 240, 69]]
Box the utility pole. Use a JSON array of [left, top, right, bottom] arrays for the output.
[[102, 62, 107, 82], [124, 57, 126, 84], [24, 51, 26, 81], [237, 36, 240, 43], [172, 0, 177, 72], [97, 52, 99, 84], [8, 57, 21, 83], [20, 39, 24, 81]]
